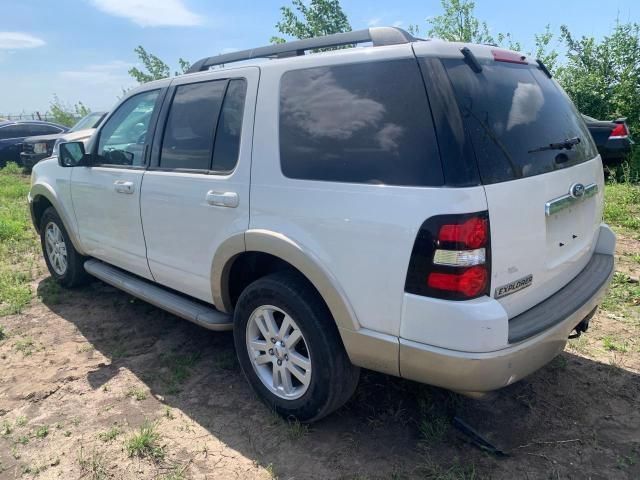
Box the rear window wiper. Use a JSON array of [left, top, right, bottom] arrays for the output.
[[528, 136, 581, 153]]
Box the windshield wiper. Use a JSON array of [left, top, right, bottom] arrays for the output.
[[528, 136, 581, 153]]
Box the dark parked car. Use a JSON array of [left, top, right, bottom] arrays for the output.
[[20, 111, 107, 170], [582, 114, 633, 167], [0, 121, 67, 167]]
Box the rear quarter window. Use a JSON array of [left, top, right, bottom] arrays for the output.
[[442, 59, 598, 184], [279, 59, 443, 187]]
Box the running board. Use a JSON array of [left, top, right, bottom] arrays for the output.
[[84, 259, 233, 331]]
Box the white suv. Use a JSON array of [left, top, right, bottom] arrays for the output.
[[29, 28, 616, 421]]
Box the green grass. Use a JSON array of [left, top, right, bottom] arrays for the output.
[[14, 336, 36, 356], [78, 445, 107, 480], [125, 386, 148, 401], [0, 163, 40, 316], [34, 425, 49, 439], [125, 420, 165, 460], [286, 420, 309, 441], [416, 392, 451, 447], [604, 183, 640, 236], [159, 351, 201, 394], [98, 425, 121, 442], [600, 272, 640, 315], [603, 335, 629, 353]]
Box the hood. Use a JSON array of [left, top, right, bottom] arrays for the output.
[[23, 132, 64, 143], [60, 128, 96, 142]]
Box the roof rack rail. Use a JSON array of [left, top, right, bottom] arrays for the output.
[[186, 27, 417, 74]]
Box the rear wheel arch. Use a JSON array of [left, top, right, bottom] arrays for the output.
[[211, 230, 360, 332]]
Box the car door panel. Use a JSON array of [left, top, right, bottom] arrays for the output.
[[141, 68, 258, 304], [70, 87, 166, 279], [70, 167, 151, 278]]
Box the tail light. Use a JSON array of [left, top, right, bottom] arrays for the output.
[[609, 123, 629, 139], [405, 212, 490, 300]]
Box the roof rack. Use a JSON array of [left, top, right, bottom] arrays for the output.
[[186, 27, 417, 74]]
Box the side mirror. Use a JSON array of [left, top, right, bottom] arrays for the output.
[[58, 142, 90, 167]]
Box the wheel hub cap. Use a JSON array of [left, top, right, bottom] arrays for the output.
[[44, 222, 68, 276], [274, 341, 286, 359], [246, 305, 312, 400]]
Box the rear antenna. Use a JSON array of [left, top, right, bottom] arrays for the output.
[[537, 59, 552, 78], [460, 47, 482, 73]]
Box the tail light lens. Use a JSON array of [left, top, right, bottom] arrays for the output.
[[610, 123, 628, 138], [438, 217, 488, 249], [427, 266, 488, 298], [405, 212, 490, 300]]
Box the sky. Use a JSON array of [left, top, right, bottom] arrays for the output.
[[1, 0, 638, 115]]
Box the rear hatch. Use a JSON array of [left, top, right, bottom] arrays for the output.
[[441, 50, 604, 318]]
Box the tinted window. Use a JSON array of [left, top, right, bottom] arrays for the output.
[[26, 124, 63, 136], [0, 125, 30, 139], [160, 80, 226, 170], [279, 59, 443, 186], [211, 79, 247, 172], [97, 90, 159, 166], [442, 59, 598, 184]]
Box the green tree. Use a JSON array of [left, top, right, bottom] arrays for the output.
[[534, 24, 558, 73], [271, 0, 351, 44], [556, 21, 640, 134], [427, 0, 496, 44], [49, 95, 90, 127], [128, 46, 191, 83], [425, 0, 526, 50]]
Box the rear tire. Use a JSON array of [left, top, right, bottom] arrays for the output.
[[40, 207, 89, 288], [233, 271, 360, 422]]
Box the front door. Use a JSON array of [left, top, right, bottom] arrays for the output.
[[70, 88, 164, 279], [140, 68, 258, 303]]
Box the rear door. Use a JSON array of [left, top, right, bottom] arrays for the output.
[[140, 67, 257, 303], [440, 54, 604, 318]]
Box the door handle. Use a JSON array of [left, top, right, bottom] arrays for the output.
[[114, 180, 135, 194], [206, 191, 239, 208]]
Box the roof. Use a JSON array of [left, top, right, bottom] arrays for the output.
[[0, 119, 67, 128], [185, 27, 420, 74]]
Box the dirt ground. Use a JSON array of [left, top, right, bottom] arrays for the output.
[[0, 237, 638, 480]]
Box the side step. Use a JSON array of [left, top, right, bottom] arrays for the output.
[[84, 259, 233, 331]]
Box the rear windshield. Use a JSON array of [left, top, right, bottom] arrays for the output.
[[442, 59, 598, 184]]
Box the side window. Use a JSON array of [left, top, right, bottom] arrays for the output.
[[160, 80, 226, 170], [0, 125, 30, 139], [211, 79, 247, 172], [27, 124, 63, 136], [279, 59, 443, 187], [97, 90, 160, 166]]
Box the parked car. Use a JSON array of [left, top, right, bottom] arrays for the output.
[[582, 114, 633, 167], [20, 111, 107, 170], [29, 28, 615, 422], [0, 120, 67, 167]]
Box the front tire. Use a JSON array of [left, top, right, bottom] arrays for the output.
[[233, 271, 360, 422], [40, 207, 89, 288]]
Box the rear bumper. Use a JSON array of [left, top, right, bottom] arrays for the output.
[[398, 226, 615, 393], [599, 137, 633, 164]]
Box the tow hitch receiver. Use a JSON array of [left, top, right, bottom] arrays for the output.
[[569, 307, 597, 339]]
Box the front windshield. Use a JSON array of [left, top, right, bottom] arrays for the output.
[[70, 112, 105, 132]]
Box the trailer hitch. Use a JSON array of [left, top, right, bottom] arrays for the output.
[[568, 307, 597, 339]]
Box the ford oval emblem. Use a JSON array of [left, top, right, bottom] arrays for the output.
[[570, 183, 585, 198]]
